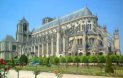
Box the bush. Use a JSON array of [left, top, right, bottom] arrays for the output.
[[105, 54, 114, 73], [19, 54, 28, 65], [59, 56, 66, 63], [97, 55, 105, 63], [53, 57, 59, 65], [119, 55, 123, 63], [89, 56, 97, 63], [81, 56, 89, 63], [66, 56, 73, 63], [73, 56, 80, 63], [110, 54, 119, 63]]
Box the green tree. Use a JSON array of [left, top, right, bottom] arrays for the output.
[[119, 55, 123, 63], [14, 67, 22, 78], [53, 57, 60, 70], [110, 54, 119, 63], [19, 54, 28, 65], [105, 54, 114, 73], [53, 57, 59, 65], [97, 55, 105, 72], [89, 56, 97, 64], [73, 56, 80, 73], [66, 56, 73, 63], [11, 58, 15, 67], [59, 56, 65, 63], [97, 55, 105, 63], [81, 56, 88, 63], [33, 66, 40, 78], [44, 57, 50, 66]]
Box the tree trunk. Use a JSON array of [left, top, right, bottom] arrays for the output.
[[17, 71, 19, 78], [35, 74, 37, 78]]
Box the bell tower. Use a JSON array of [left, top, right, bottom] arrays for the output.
[[16, 17, 30, 55], [114, 28, 120, 55]]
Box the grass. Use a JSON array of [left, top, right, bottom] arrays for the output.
[[14, 65, 123, 77]]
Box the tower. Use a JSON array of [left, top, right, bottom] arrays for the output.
[[16, 17, 30, 55], [114, 28, 120, 55]]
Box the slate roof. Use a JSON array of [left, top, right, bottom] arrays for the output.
[[2, 35, 15, 42], [33, 7, 95, 33]]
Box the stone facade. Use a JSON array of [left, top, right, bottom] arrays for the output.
[[0, 35, 17, 59], [0, 7, 120, 59], [16, 7, 120, 57]]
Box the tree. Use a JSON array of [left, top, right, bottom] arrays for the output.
[[43, 57, 50, 66], [97, 55, 105, 72], [59, 56, 65, 63], [14, 67, 22, 78], [97, 55, 105, 63], [33, 66, 40, 78], [119, 55, 123, 63], [66, 56, 73, 63], [81, 56, 89, 67], [110, 54, 119, 63], [11, 58, 15, 67], [53, 57, 60, 70], [105, 54, 114, 73], [19, 55, 28, 65], [53, 57, 59, 65], [73, 56, 80, 73], [89, 56, 97, 66]]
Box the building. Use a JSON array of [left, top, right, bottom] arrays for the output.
[[0, 35, 17, 59], [0, 6, 121, 59]]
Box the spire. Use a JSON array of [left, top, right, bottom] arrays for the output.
[[19, 17, 28, 24], [114, 27, 119, 35], [82, 6, 93, 16]]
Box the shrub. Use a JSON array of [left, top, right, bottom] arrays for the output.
[[89, 56, 97, 63], [119, 55, 123, 63], [81, 56, 89, 63], [97, 55, 105, 63], [19, 54, 28, 65], [59, 56, 66, 63], [73, 56, 80, 63], [66, 56, 73, 63], [105, 54, 114, 73], [110, 54, 119, 63], [53, 57, 59, 65]]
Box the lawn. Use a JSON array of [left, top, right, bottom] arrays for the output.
[[15, 65, 123, 77]]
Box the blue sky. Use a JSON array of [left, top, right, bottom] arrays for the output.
[[0, 0, 123, 53]]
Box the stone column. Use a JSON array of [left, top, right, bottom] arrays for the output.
[[42, 44, 44, 57], [51, 38, 54, 56], [65, 36, 69, 56], [83, 35, 86, 55], [63, 37, 65, 53], [34, 46, 36, 54], [103, 35, 108, 55], [56, 32, 60, 56], [38, 45, 40, 57], [31, 46, 33, 52], [46, 43, 49, 57]]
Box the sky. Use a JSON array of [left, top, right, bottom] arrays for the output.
[[0, 0, 123, 53]]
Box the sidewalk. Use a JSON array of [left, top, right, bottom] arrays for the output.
[[7, 70, 117, 78]]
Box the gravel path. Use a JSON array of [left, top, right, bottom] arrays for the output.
[[7, 70, 118, 78]]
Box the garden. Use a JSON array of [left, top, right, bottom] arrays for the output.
[[0, 54, 123, 78]]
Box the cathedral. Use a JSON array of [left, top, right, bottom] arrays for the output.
[[0, 7, 121, 59]]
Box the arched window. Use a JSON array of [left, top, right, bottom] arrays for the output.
[[89, 38, 94, 46], [80, 38, 82, 45], [23, 23, 27, 32], [77, 39, 79, 45]]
